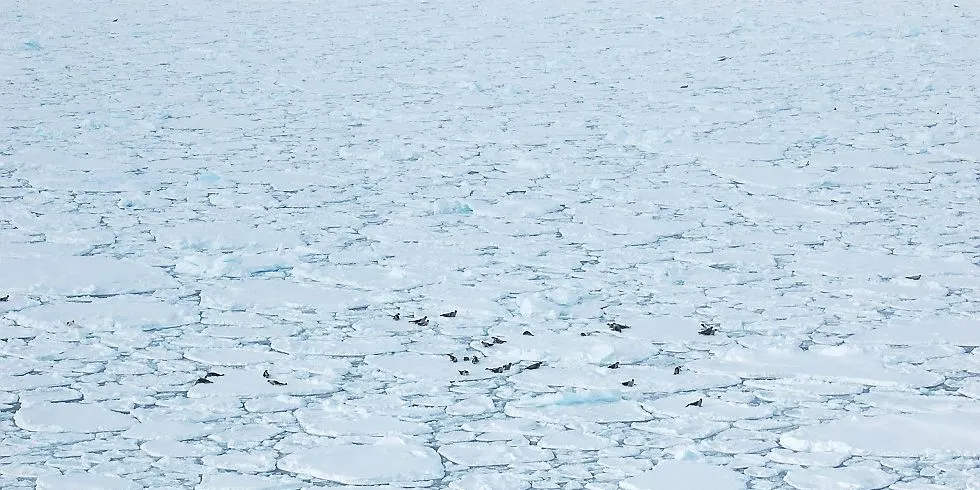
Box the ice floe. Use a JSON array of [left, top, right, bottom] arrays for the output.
[[780, 413, 980, 456], [0, 256, 179, 296], [15, 402, 135, 433], [278, 438, 444, 485], [620, 460, 747, 490]]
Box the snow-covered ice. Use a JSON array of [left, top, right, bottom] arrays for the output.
[[784, 463, 899, 490], [780, 413, 980, 457], [35, 473, 140, 490], [2, 0, 979, 489], [15, 402, 135, 433], [620, 460, 747, 490], [278, 438, 444, 485]]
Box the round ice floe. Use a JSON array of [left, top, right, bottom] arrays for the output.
[[295, 407, 430, 437], [780, 413, 980, 456], [15, 402, 135, 432], [641, 395, 773, 421], [620, 460, 747, 490], [439, 441, 554, 466], [505, 392, 652, 424], [538, 430, 613, 450], [9, 296, 197, 332], [278, 438, 444, 485], [0, 256, 179, 296], [35, 473, 139, 490], [784, 464, 898, 490]]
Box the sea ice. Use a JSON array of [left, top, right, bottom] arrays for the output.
[[7, 296, 196, 333], [784, 464, 898, 490], [185, 369, 337, 398], [15, 402, 135, 433], [641, 395, 774, 421], [619, 460, 747, 490], [505, 393, 652, 424], [196, 472, 302, 490], [448, 472, 530, 490], [35, 473, 140, 490], [122, 419, 212, 441], [0, 256, 179, 296], [780, 413, 980, 456], [201, 279, 370, 312], [153, 221, 303, 253], [538, 430, 615, 451], [695, 346, 943, 388], [295, 406, 431, 437], [278, 438, 444, 485], [849, 317, 980, 347], [1, 0, 978, 489], [439, 441, 555, 466]]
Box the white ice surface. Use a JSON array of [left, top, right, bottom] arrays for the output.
[[2, 0, 980, 489], [849, 317, 980, 347], [784, 464, 899, 490], [780, 413, 980, 457], [620, 460, 747, 490], [14, 402, 135, 433], [694, 346, 943, 388], [0, 256, 179, 296], [295, 405, 431, 437], [439, 441, 555, 467], [35, 474, 139, 490], [278, 438, 444, 485]]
